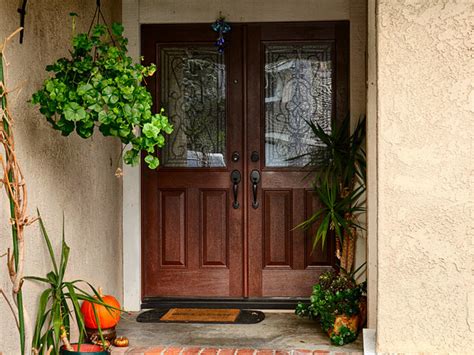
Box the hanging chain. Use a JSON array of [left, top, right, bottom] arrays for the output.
[[86, 0, 116, 46]]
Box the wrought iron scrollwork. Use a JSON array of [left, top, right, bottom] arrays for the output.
[[264, 43, 334, 167], [161, 47, 227, 168]]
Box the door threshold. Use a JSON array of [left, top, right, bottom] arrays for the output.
[[141, 297, 309, 310]]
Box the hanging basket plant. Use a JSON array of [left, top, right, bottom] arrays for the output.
[[32, 14, 172, 169]]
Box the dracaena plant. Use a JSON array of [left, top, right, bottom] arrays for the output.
[[26, 212, 118, 355], [295, 115, 366, 272], [31, 19, 173, 169]]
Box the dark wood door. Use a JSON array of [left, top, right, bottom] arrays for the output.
[[141, 24, 245, 298], [142, 22, 348, 300], [246, 23, 348, 297]]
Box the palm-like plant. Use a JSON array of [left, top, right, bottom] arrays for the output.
[[26, 212, 115, 354], [296, 115, 366, 272]]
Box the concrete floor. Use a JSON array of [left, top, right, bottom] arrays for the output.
[[115, 311, 363, 352]]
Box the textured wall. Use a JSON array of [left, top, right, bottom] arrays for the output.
[[139, 0, 350, 22], [376, 0, 474, 352], [0, 1, 122, 354]]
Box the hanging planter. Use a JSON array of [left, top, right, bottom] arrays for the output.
[[32, 11, 172, 169]]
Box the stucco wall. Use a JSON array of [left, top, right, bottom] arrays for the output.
[[376, 0, 474, 353], [0, 1, 122, 354]]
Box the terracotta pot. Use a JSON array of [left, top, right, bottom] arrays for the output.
[[327, 297, 367, 338], [327, 314, 359, 337], [60, 344, 108, 354], [86, 327, 116, 342]]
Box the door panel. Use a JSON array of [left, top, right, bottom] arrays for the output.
[[200, 189, 229, 267], [246, 22, 348, 298], [263, 190, 292, 267], [159, 190, 186, 267], [141, 24, 244, 298], [142, 22, 348, 301]]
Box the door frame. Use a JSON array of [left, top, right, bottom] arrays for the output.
[[139, 21, 347, 306], [121, 0, 375, 330]]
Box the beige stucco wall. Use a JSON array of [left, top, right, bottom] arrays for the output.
[[0, 1, 123, 354], [376, 0, 473, 353]]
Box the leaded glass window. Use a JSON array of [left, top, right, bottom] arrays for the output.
[[264, 43, 333, 167], [161, 47, 226, 168]]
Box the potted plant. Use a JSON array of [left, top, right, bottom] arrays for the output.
[[296, 269, 366, 346], [27, 213, 120, 354], [295, 115, 366, 273], [293, 114, 367, 344], [32, 17, 173, 170]]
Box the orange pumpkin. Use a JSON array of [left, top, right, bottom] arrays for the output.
[[81, 288, 121, 329]]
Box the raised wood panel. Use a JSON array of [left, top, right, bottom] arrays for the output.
[[305, 189, 332, 267], [263, 190, 292, 268], [262, 268, 332, 297], [159, 189, 186, 267], [200, 190, 229, 267], [150, 269, 230, 297]]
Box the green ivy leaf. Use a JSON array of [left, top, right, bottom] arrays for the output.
[[63, 102, 86, 122], [142, 123, 160, 139], [77, 83, 93, 96], [123, 149, 140, 166], [111, 23, 124, 36], [144, 155, 159, 169]]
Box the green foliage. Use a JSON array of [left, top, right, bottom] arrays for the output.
[[26, 211, 119, 354], [330, 325, 358, 346], [295, 270, 366, 346], [32, 22, 173, 169], [294, 115, 366, 250]]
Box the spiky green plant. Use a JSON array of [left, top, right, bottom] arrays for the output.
[[295, 115, 366, 272], [26, 212, 118, 354]]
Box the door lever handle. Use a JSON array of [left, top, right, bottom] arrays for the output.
[[231, 170, 241, 209], [250, 169, 261, 209]]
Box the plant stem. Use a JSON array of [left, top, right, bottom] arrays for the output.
[[1, 51, 26, 355]]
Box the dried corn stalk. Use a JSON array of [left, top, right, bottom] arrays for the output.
[[0, 28, 36, 355]]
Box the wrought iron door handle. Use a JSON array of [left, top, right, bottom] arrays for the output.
[[231, 170, 241, 209], [250, 169, 261, 209]]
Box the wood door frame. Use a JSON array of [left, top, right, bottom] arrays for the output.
[[140, 21, 350, 308], [141, 21, 350, 308]]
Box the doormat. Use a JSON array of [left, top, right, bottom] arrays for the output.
[[136, 308, 265, 324]]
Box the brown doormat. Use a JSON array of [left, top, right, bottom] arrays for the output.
[[137, 308, 265, 324], [161, 308, 240, 322]]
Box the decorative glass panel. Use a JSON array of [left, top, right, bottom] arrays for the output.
[[161, 47, 226, 167], [264, 43, 333, 167]]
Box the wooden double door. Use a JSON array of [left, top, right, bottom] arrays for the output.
[[141, 22, 348, 302]]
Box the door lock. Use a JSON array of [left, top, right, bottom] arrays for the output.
[[231, 151, 240, 162], [250, 151, 259, 162]]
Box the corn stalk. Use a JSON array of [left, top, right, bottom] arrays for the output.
[[0, 29, 36, 355]]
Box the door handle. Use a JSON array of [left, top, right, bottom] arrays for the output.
[[250, 169, 261, 209], [231, 170, 241, 209]]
